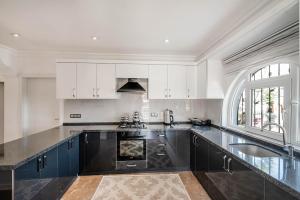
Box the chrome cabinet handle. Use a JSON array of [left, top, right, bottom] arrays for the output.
[[165, 89, 168, 98], [223, 155, 227, 171], [37, 157, 42, 172], [168, 89, 171, 98], [227, 158, 233, 175], [158, 134, 165, 137], [158, 143, 166, 146], [93, 88, 96, 97], [126, 164, 137, 167], [157, 153, 166, 156], [43, 155, 47, 168], [187, 89, 190, 98], [85, 133, 88, 144], [72, 88, 76, 98]]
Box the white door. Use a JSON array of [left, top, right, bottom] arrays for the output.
[[186, 66, 198, 99], [168, 65, 186, 99], [149, 65, 168, 99], [77, 63, 97, 99], [97, 64, 118, 99], [56, 63, 77, 99]]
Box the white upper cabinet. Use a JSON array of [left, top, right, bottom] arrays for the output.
[[186, 66, 198, 99], [116, 64, 149, 78], [168, 65, 186, 99], [149, 65, 187, 99], [198, 59, 224, 99], [149, 65, 168, 99], [97, 64, 117, 99], [77, 63, 97, 99], [56, 63, 77, 99], [56, 62, 118, 99]]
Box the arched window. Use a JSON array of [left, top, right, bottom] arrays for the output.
[[229, 63, 298, 143]]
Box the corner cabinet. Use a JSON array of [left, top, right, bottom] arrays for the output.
[[198, 59, 224, 99], [56, 62, 117, 99]]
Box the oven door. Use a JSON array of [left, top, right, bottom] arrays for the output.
[[117, 137, 146, 161]]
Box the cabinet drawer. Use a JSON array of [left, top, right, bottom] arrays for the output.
[[116, 161, 147, 170]]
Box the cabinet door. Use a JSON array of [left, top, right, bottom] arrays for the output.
[[38, 147, 59, 200], [57, 141, 73, 194], [207, 144, 230, 200], [228, 157, 264, 200], [81, 132, 116, 172], [194, 136, 209, 182], [56, 63, 77, 99], [197, 61, 207, 98], [168, 65, 186, 99], [149, 65, 168, 99], [175, 130, 190, 169], [77, 63, 97, 99], [186, 66, 198, 99], [116, 64, 149, 78], [69, 136, 79, 176], [190, 133, 196, 172], [265, 180, 298, 200], [97, 64, 117, 99], [14, 157, 41, 200]]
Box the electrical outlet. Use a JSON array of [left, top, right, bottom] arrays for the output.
[[70, 114, 81, 118], [150, 112, 158, 117]]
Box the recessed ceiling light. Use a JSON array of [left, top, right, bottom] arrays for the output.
[[164, 39, 169, 44], [91, 36, 98, 40], [11, 33, 20, 38]]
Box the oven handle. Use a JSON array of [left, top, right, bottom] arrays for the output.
[[126, 164, 137, 167]]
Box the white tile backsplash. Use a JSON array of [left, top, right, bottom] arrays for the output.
[[63, 93, 206, 123]]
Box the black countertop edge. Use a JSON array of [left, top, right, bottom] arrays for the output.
[[191, 126, 300, 198], [62, 121, 191, 126], [213, 124, 300, 158]]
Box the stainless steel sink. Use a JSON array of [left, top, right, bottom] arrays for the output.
[[229, 143, 281, 157]]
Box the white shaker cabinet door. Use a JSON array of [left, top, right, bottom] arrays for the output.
[[97, 64, 118, 99], [168, 65, 186, 99], [149, 65, 168, 99], [186, 66, 198, 99], [56, 63, 77, 99], [77, 63, 97, 99]]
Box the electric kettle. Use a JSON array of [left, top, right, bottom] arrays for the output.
[[164, 109, 174, 125]]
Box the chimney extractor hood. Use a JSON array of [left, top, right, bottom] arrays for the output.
[[117, 78, 146, 93]]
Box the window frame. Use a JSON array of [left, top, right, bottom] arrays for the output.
[[230, 64, 292, 143]]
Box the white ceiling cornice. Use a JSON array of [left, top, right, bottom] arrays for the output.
[[195, 0, 299, 62]]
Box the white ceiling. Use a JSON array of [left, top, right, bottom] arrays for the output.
[[0, 0, 265, 56]]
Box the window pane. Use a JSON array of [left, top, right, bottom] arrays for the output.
[[252, 87, 284, 133], [251, 89, 262, 128], [270, 64, 279, 78], [254, 69, 262, 80], [279, 64, 290, 75], [237, 90, 246, 126], [262, 66, 269, 79]]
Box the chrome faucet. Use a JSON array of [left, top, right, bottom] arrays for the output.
[[261, 122, 294, 159]]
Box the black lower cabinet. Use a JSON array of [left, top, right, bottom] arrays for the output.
[[0, 170, 12, 200], [57, 136, 79, 195], [80, 132, 116, 173], [265, 181, 298, 200], [15, 147, 58, 200]]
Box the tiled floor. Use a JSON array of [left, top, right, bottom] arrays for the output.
[[61, 171, 211, 200]]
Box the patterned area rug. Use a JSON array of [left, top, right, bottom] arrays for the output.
[[91, 174, 191, 200]]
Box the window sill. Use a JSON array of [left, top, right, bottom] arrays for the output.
[[226, 125, 300, 152]]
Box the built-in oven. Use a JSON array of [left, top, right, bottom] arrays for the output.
[[117, 131, 146, 161]]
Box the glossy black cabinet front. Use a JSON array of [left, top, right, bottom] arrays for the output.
[[80, 132, 116, 173], [265, 181, 298, 200], [14, 135, 79, 200]]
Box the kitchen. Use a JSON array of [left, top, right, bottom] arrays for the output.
[[0, 0, 299, 200]]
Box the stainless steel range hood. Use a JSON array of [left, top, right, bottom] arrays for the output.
[[117, 78, 146, 93]]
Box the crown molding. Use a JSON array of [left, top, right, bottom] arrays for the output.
[[195, 0, 299, 62]]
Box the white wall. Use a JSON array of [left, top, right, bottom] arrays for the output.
[[64, 93, 206, 123], [22, 78, 60, 135]]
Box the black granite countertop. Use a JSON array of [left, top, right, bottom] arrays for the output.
[[191, 126, 300, 198], [0, 123, 192, 170], [1, 123, 299, 197]]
